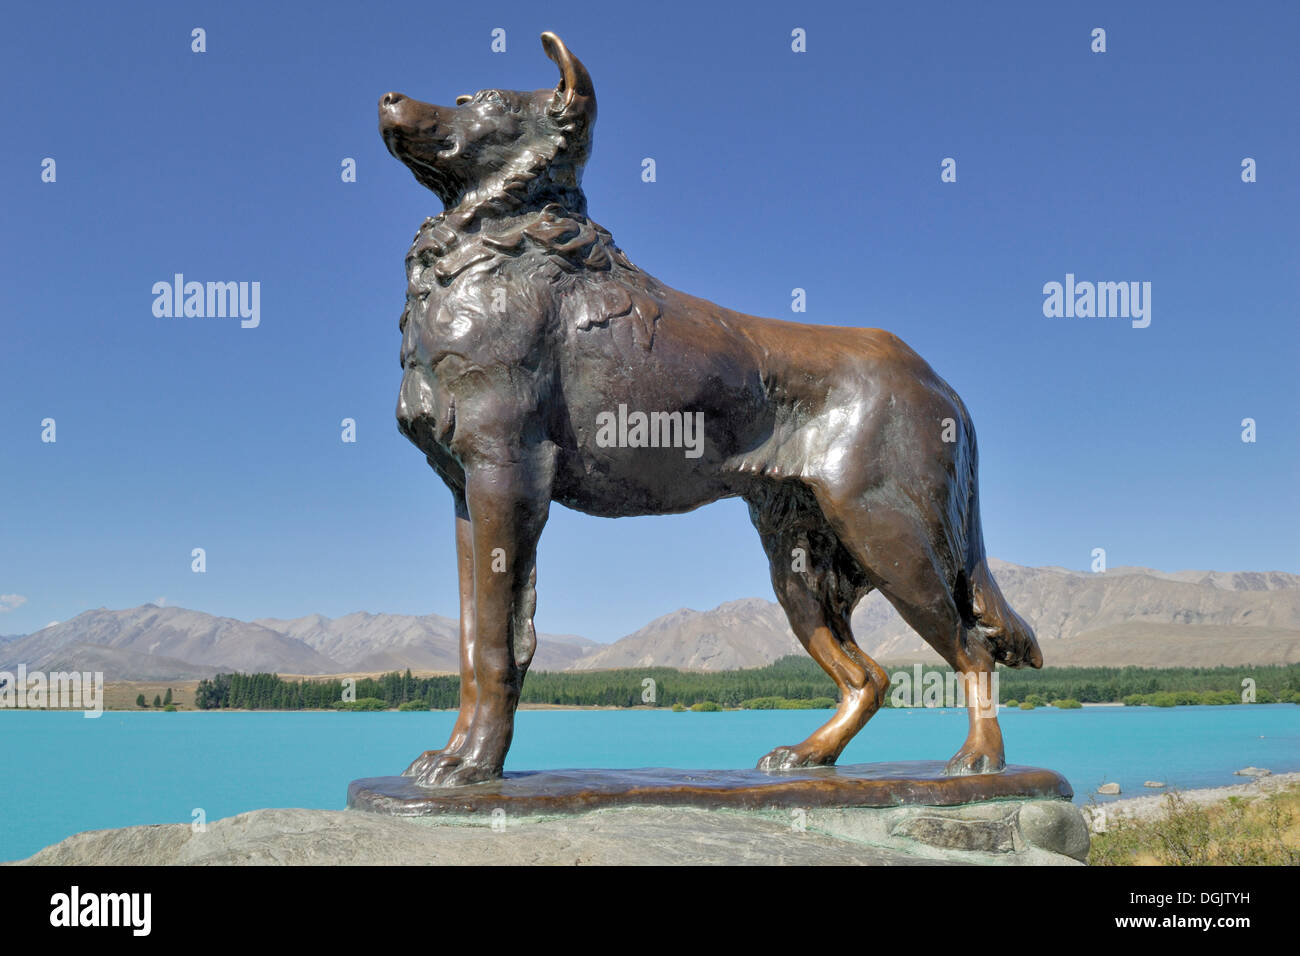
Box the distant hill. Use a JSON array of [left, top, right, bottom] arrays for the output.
[[569, 599, 800, 671], [0, 606, 338, 676], [2, 561, 1297, 679], [37, 643, 221, 681], [845, 560, 1300, 664], [253, 611, 597, 673], [576, 562, 1300, 670]]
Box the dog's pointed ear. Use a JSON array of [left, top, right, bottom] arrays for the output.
[[541, 32, 596, 130]]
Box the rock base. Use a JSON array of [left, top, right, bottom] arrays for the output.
[[10, 800, 1088, 866]]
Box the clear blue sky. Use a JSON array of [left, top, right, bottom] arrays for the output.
[[1, 1, 1296, 640]]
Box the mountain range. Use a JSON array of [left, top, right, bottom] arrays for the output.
[[2, 560, 1297, 680]]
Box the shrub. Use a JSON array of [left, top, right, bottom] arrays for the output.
[[1051, 699, 1082, 709], [690, 701, 722, 712], [671, 702, 685, 712], [335, 697, 389, 711], [397, 700, 430, 711], [1200, 690, 1238, 706], [1018, 701, 1035, 710], [1003, 699, 1019, 708], [740, 696, 837, 710]]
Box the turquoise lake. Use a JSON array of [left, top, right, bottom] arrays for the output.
[[3, 704, 1298, 861]]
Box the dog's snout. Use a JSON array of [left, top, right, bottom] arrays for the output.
[[381, 92, 405, 109]]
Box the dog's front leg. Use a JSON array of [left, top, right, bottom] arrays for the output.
[[403, 490, 477, 780], [411, 452, 553, 787]]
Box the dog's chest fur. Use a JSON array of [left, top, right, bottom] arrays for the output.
[[395, 216, 539, 455], [400, 216, 536, 363], [395, 208, 665, 458]]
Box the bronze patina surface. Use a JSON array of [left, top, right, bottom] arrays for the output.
[[378, 32, 1044, 788], [348, 762, 1072, 816]]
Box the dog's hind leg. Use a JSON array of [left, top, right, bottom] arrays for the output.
[[814, 491, 1006, 775], [748, 488, 889, 771], [404, 490, 477, 779], [879, 579, 1004, 775]]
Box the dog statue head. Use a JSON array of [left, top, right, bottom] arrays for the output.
[[379, 32, 596, 219]]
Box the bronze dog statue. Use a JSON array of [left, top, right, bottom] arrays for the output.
[[380, 32, 1042, 787]]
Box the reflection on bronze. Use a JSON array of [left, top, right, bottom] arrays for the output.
[[350, 762, 1072, 815], [379, 32, 1042, 788]]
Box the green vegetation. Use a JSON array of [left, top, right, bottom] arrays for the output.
[[739, 696, 836, 710], [1051, 699, 1082, 709], [336, 697, 388, 711], [1090, 785, 1300, 865], [193, 657, 847, 710], [997, 664, 1299, 705], [1122, 689, 1271, 707], [191, 660, 1300, 711], [689, 701, 722, 712], [135, 693, 146, 708], [522, 656, 842, 708], [193, 671, 458, 710]]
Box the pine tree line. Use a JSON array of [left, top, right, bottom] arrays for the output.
[[190, 660, 1300, 711]]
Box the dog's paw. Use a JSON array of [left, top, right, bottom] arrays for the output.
[[757, 745, 833, 772], [944, 747, 1005, 776], [408, 751, 500, 788], [402, 750, 444, 778]]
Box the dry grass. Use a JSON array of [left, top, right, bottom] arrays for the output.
[[102, 680, 198, 710], [1089, 784, 1300, 865]]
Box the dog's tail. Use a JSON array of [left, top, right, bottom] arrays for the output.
[[958, 421, 1043, 669]]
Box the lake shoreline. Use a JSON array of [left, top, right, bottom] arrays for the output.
[[6, 698, 1267, 713], [1083, 771, 1300, 828]]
